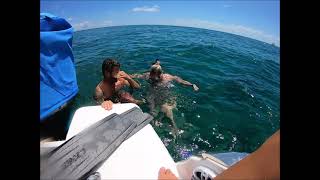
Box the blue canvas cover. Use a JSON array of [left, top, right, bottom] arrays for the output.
[[40, 13, 78, 121]]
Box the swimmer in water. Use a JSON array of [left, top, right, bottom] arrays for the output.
[[131, 59, 199, 136], [93, 58, 145, 110]]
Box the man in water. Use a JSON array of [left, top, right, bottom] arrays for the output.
[[94, 58, 144, 110], [131, 59, 199, 134]]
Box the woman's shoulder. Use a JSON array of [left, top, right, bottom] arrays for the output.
[[163, 73, 174, 79]]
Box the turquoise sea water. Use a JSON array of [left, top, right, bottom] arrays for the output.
[[70, 25, 280, 161]]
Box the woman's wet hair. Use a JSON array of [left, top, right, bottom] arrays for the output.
[[102, 58, 120, 79], [152, 59, 161, 65], [149, 61, 162, 84], [150, 64, 162, 75]]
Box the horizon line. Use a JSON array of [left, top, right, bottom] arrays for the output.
[[73, 24, 280, 47]]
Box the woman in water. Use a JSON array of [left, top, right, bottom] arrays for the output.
[[131, 59, 199, 137]]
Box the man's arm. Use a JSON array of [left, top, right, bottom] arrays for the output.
[[93, 86, 104, 104], [172, 75, 199, 91], [93, 86, 113, 110], [119, 91, 146, 105], [126, 78, 140, 89], [119, 71, 141, 89]]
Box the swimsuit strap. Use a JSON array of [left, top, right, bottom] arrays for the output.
[[98, 81, 103, 89]]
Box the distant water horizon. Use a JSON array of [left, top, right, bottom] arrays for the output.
[[73, 24, 280, 47]]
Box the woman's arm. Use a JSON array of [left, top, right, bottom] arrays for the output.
[[130, 72, 149, 79], [172, 75, 199, 91]]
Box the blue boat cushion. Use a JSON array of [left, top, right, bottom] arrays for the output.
[[40, 13, 78, 121]]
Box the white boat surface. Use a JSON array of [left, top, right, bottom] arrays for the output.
[[41, 103, 248, 179]]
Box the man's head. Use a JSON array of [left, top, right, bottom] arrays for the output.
[[102, 58, 120, 80]]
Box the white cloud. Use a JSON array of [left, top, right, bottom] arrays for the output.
[[72, 21, 90, 31], [132, 5, 160, 12], [67, 17, 73, 21], [103, 20, 113, 26], [72, 20, 113, 31], [172, 19, 280, 46]]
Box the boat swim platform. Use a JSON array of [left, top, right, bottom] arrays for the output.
[[41, 103, 179, 179]]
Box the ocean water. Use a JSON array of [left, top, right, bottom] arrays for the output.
[[70, 25, 280, 161]]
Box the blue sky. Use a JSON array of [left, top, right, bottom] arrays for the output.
[[41, 1, 280, 46]]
